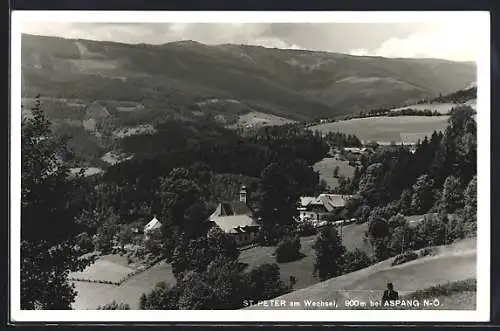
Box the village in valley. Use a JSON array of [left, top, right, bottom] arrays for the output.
[[19, 24, 478, 312]]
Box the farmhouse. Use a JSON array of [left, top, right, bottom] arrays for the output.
[[298, 194, 353, 222], [343, 147, 367, 155], [208, 186, 261, 246], [143, 216, 162, 239]]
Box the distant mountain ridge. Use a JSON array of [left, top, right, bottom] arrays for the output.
[[21, 33, 476, 121]]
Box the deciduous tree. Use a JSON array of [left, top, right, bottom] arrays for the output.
[[438, 175, 464, 214], [21, 97, 92, 309], [411, 174, 435, 214]]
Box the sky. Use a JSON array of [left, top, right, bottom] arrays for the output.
[[20, 21, 479, 62]]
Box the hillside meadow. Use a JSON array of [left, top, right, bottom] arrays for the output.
[[313, 157, 356, 190], [390, 101, 477, 114], [246, 238, 476, 310], [310, 116, 450, 144]]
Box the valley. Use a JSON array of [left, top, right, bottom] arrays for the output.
[[20, 31, 479, 314]]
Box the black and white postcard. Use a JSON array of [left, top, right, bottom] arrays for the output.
[[10, 10, 490, 323]]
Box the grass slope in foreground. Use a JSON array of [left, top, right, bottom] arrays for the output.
[[245, 238, 476, 310]]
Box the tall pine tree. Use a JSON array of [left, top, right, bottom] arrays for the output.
[[313, 226, 346, 281]]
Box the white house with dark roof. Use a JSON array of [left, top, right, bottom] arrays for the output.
[[343, 147, 367, 155], [298, 194, 353, 222], [208, 186, 261, 246], [144, 216, 162, 240]]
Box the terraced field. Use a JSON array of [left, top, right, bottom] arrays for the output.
[[71, 261, 175, 310]]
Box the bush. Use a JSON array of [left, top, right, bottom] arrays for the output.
[[418, 247, 437, 258], [373, 237, 392, 261], [75, 232, 94, 253], [241, 263, 292, 302], [355, 205, 371, 224], [412, 213, 450, 249], [342, 248, 373, 274], [97, 300, 131, 310], [391, 250, 419, 266], [297, 221, 317, 236], [139, 281, 181, 310], [275, 236, 302, 263]]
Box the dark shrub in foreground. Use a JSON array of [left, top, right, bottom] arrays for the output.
[[342, 248, 373, 274], [97, 300, 131, 310], [391, 250, 419, 266], [418, 247, 438, 258], [275, 236, 302, 263], [297, 221, 317, 236]]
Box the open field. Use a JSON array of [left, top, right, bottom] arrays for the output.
[[390, 101, 477, 114], [72, 261, 175, 310], [227, 111, 297, 129], [68, 258, 136, 283], [309, 116, 449, 144], [246, 238, 476, 310], [313, 157, 356, 190]]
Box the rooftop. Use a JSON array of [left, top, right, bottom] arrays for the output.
[[211, 215, 260, 233], [299, 194, 353, 211], [209, 201, 253, 220]]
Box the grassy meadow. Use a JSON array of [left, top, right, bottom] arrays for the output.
[[313, 157, 356, 190], [310, 116, 450, 144]]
